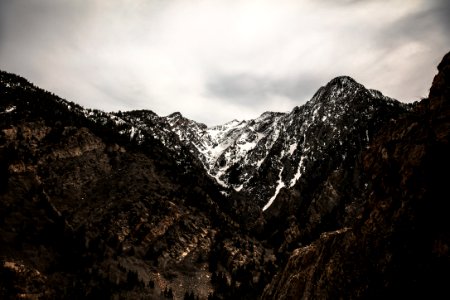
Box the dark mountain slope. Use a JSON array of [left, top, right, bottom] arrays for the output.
[[253, 77, 409, 263], [262, 52, 450, 299], [0, 71, 237, 299]]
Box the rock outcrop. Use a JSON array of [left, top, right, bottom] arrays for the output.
[[0, 71, 230, 299], [262, 51, 450, 299]]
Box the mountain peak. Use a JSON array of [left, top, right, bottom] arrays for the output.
[[308, 75, 363, 106], [326, 76, 359, 88], [259, 111, 286, 118], [167, 111, 183, 119]]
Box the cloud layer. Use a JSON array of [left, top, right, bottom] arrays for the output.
[[0, 0, 449, 125]]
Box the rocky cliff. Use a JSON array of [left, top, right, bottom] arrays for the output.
[[0, 72, 234, 299], [261, 52, 450, 299]]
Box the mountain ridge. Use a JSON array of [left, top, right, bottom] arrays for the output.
[[100, 75, 407, 213], [1, 53, 448, 300]]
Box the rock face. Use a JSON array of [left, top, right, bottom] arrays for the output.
[[0, 72, 229, 299], [262, 51, 450, 299], [1, 52, 448, 299]]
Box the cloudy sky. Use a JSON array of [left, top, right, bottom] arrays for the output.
[[0, 0, 449, 125]]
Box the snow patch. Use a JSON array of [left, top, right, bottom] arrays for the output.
[[288, 143, 297, 155], [130, 126, 137, 139], [262, 168, 285, 211], [238, 141, 257, 152], [289, 156, 305, 187], [3, 106, 16, 113], [234, 185, 244, 192], [255, 157, 265, 168], [213, 170, 229, 188]]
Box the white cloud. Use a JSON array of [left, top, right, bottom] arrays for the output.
[[0, 0, 448, 125]]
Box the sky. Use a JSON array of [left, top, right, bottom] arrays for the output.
[[0, 0, 449, 126]]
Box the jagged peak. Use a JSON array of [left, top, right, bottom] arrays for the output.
[[322, 76, 366, 93], [367, 88, 384, 99], [167, 111, 183, 119], [327, 75, 358, 85], [223, 119, 242, 126], [258, 111, 286, 119], [164, 111, 208, 129], [307, 75, 366, 106], [122, 109, 158, 118]]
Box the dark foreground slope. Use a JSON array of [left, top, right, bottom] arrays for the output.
[[262, 52, 450, 299], [0, 72, 237, 299]]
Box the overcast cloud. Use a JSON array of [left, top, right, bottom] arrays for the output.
[[0, 0, 449, 125]]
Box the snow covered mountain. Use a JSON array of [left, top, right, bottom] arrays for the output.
[[110, 76, 408, 211], [6, 73, 406, 212]]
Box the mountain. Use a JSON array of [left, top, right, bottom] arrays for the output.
[[109, 76, 409, 250], [1, 51, 449, 299], [98, 77, 408, 229], [262, 52, 450, 299], [115, 77, 407, 212], [0, 71, 233, 299]]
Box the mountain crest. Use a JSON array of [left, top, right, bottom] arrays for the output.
[[327, 75, 358, 86], [167, 111, 183, 119]]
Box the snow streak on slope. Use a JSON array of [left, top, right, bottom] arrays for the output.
[[263, 167, 285, 211], [289, 156, 305, 188], [162, 112, 287, 189]]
